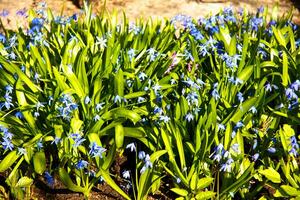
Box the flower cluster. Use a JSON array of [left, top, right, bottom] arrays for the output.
[[0, 126, 14, 151], [56, 94, 78, 120], [0, 85, 14, 111]]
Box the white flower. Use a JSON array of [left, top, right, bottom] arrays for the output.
[[126, 143, 136, 152], [122, 170, 130, 179], [96, 36, 107, 49]]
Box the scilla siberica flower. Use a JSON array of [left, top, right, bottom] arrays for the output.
[[140, 153, 153, 174], [70, 133, 86, 148], [44, 172, 54, 186], [211, 82, 220, 100], [220, 158, 234, 172], [76, 160, 89, 170], [289, 136, 299, 157], [127, 49, 135, 61], [126, 143, 136, 152], [185, 113, 194, 122], [56, 94, 78, 120], [210, 144, 225, 162], [89, 142, 106, 158], [122, 170, 130, 179]]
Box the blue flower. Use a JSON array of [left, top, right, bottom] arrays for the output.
[[1, 137, 14, 151], [16, 8, 27, 17], [95, 102, 105, 112], [0, 34, 6, 43], [114, 95, 122, 104], [264, 83, 278, 92], [17, 147, 27, 155], [253, 139, 258, 150], [76, 160, 88, 170], [36, 140, 43, 151], [93, 114, 100, 122], [129, 23, 142, 35], [44, 172, 54, 186], [140, 154, 153, 174], [153, 107, 163, 115], [218, 124, 226, 131], [185, 113, 194, 122], [257, 6, 264, 14], [235, 121, 244, 129], [2, 128, 13, 139], [15, 111, 23, 119], [237, 92, 244, 103], [51, 137, 61, 145], [211, 89, 220, 100], [152, 84, 161, 94], [138, 72, 147, 81], [250, 17, 263, 31], [267, 147, 276, 153], [128, 49, 136, 61], [95, 36, 107, 49], [249, 106, 257, 114], [285, 88, 298, 100], [84, 96, 91, 105], [291, 80, 300, 91], [0, 9, 9, 17], [252, 153, 259, 161], [159, 115, 171, 123], [231, 144, 239, 153], [289, 136, 299, 156], [89, 142, 106, 158], [220, 158, 233, 172], [70, 133, 86, 148], [137, 97, 146, 103], [138, 151, 146, 160]]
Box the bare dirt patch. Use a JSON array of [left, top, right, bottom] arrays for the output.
[[0, 0, 299, 30]]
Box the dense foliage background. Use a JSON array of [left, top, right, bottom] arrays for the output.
[[0, 3, 300, 200]]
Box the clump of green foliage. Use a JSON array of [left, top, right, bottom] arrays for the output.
[[0, 3, 300, 200]]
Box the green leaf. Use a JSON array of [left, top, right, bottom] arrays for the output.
[[33, 151, 46, 175], [16, 177, 33, 187], [0, 150, 20, 172], [190, 172, 197, 191], [114, 69, 124, 97], [259, 167, 281, 183], [115, 124, 124, 149], [195, 191, 216, 200], [280, 185, 300, 196], [58, 168, 86, 193], [230, 96, 258, 123], [99, 168, 131, 200], [197, 177, 214, 190], [170, 188, 188, 197]]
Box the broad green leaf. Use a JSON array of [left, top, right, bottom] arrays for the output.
[[259, 167, 281, 183], [190, 172, 197, 191], [115, 124, 124, 149], [195, 191, 216, 200], [16, 177, 33, 187], [33, 151, 46, 175], [99, 168, 131, 200], [170, 188, 188, 196], [230, 96, 258, 123], [58, 168, 86, 193], [0, 151, 20, 172], [280, 185, 300, 196], [197, 177, 214, 190]]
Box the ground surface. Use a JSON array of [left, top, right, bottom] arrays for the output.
[[0, 0, 299, 29]]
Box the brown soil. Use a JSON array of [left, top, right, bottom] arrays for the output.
[[0, 0, 299, 30]]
